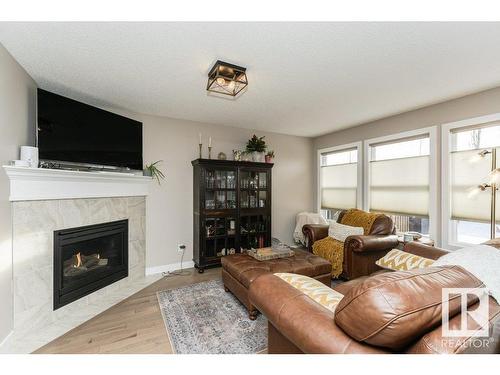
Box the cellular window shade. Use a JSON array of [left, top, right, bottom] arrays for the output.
[[369, 155, 429, 216], [321, 162, 357, 210], [451, 148, 500, 222]]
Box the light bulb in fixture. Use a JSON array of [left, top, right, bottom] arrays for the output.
[[467, 183, 489, 199], [216, 77, 227, 86], [469, 154, 482, 163], [469, 149, 491, 163], [227, 80, 235, 91], [489, 168, 500, 185]]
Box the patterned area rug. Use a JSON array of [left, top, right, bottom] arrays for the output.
[[157, 279, 267, 354]]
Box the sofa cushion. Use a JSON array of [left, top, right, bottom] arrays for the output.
[[406, 296, 500, 354], [333, 265, 484, 350], [375, 249, 435, 271]]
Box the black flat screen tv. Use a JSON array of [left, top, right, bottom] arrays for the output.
[[37, 89, 143, 170]]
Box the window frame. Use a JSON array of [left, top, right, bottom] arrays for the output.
[[363, 126, 438, 244], [317, 141, 363, 214], [441, 113, 500, 250]]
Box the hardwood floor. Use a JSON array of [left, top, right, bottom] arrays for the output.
[[34, 267, 221, 354]]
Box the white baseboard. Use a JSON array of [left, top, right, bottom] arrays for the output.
[[146, 260, 195, 276]]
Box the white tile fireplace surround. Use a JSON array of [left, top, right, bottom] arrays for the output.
[[1, 167, 159, 354]]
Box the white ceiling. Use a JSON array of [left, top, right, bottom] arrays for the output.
[[1, 22, 500, 137]]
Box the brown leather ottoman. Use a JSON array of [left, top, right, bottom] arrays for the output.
[[221, 248, 332, 319]]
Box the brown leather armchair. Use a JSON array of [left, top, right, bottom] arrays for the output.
[[249, 242, 500, 354], [302, 210, 399, 280]]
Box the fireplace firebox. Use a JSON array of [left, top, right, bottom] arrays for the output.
[[53, 219, 128, 310]]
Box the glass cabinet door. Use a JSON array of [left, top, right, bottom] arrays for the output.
[[239, 170, 268, 209], [239, 214, 269, 250], [204, 169, 237, 210], [204, 216, 237, 258]]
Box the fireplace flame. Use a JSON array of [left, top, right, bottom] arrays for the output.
[[72, 251, 102, 269], [73, 252, 83, 268]]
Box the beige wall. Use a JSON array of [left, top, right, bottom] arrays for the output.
[[313, 86, 500, 246], [0, 44, 36, 342], [142, 114, 313, 269]]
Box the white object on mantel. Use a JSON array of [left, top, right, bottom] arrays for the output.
[[3, 166, 152, 201], [20, 146, 38, 168]]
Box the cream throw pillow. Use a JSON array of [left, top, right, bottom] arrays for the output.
[[376, 249, 435, 271], [274, 273, 344, 313], [328, 221, 363, 243]]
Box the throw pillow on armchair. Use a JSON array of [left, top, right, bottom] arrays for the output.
[[328, 221, 364, 242]]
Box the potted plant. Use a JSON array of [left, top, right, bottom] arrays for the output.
[[144, 160, 165, 185], [265, 150, 275, 163], [245, 135, 267, 162]]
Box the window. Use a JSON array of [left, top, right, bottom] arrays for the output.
[[365, 128, 437, 238], [318, 143, 361, 220], [445, 121, 500, 246]]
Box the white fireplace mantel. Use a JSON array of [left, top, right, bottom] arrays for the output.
[[3, 166, 152, 201]]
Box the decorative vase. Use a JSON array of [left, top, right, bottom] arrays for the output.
[[241, 152, 250, 162], [265, 155, 274, 163], [232, 150, 242, 161], [143, 169, 152, 177], [250, 152, 265, 162]]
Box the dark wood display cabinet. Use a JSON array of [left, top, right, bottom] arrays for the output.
[[192, 159, 273, 273]]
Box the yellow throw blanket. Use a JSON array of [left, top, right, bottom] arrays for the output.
[[312, 209, 381, 277], [340, 208, 380, 235], [313, 237, 345, 277]]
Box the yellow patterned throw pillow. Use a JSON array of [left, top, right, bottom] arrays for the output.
[[274, 273, 343, 313], [375, 249, 435, 271]]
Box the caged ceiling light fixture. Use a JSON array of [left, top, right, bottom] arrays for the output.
[[206, 60, 248, 97]]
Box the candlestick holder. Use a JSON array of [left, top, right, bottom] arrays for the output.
[[199, 143, 203, 159], [208, 146, 212, 159]]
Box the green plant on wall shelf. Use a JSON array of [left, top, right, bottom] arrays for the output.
[[144, 160, 165, 185], [246, 135, 267, 153]]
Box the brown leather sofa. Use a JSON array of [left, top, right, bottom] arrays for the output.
[[249, 242, 500, 354], [302, 210, 399, 280]]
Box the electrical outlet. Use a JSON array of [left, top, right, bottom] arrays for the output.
[[177, 243, 186, 253]]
